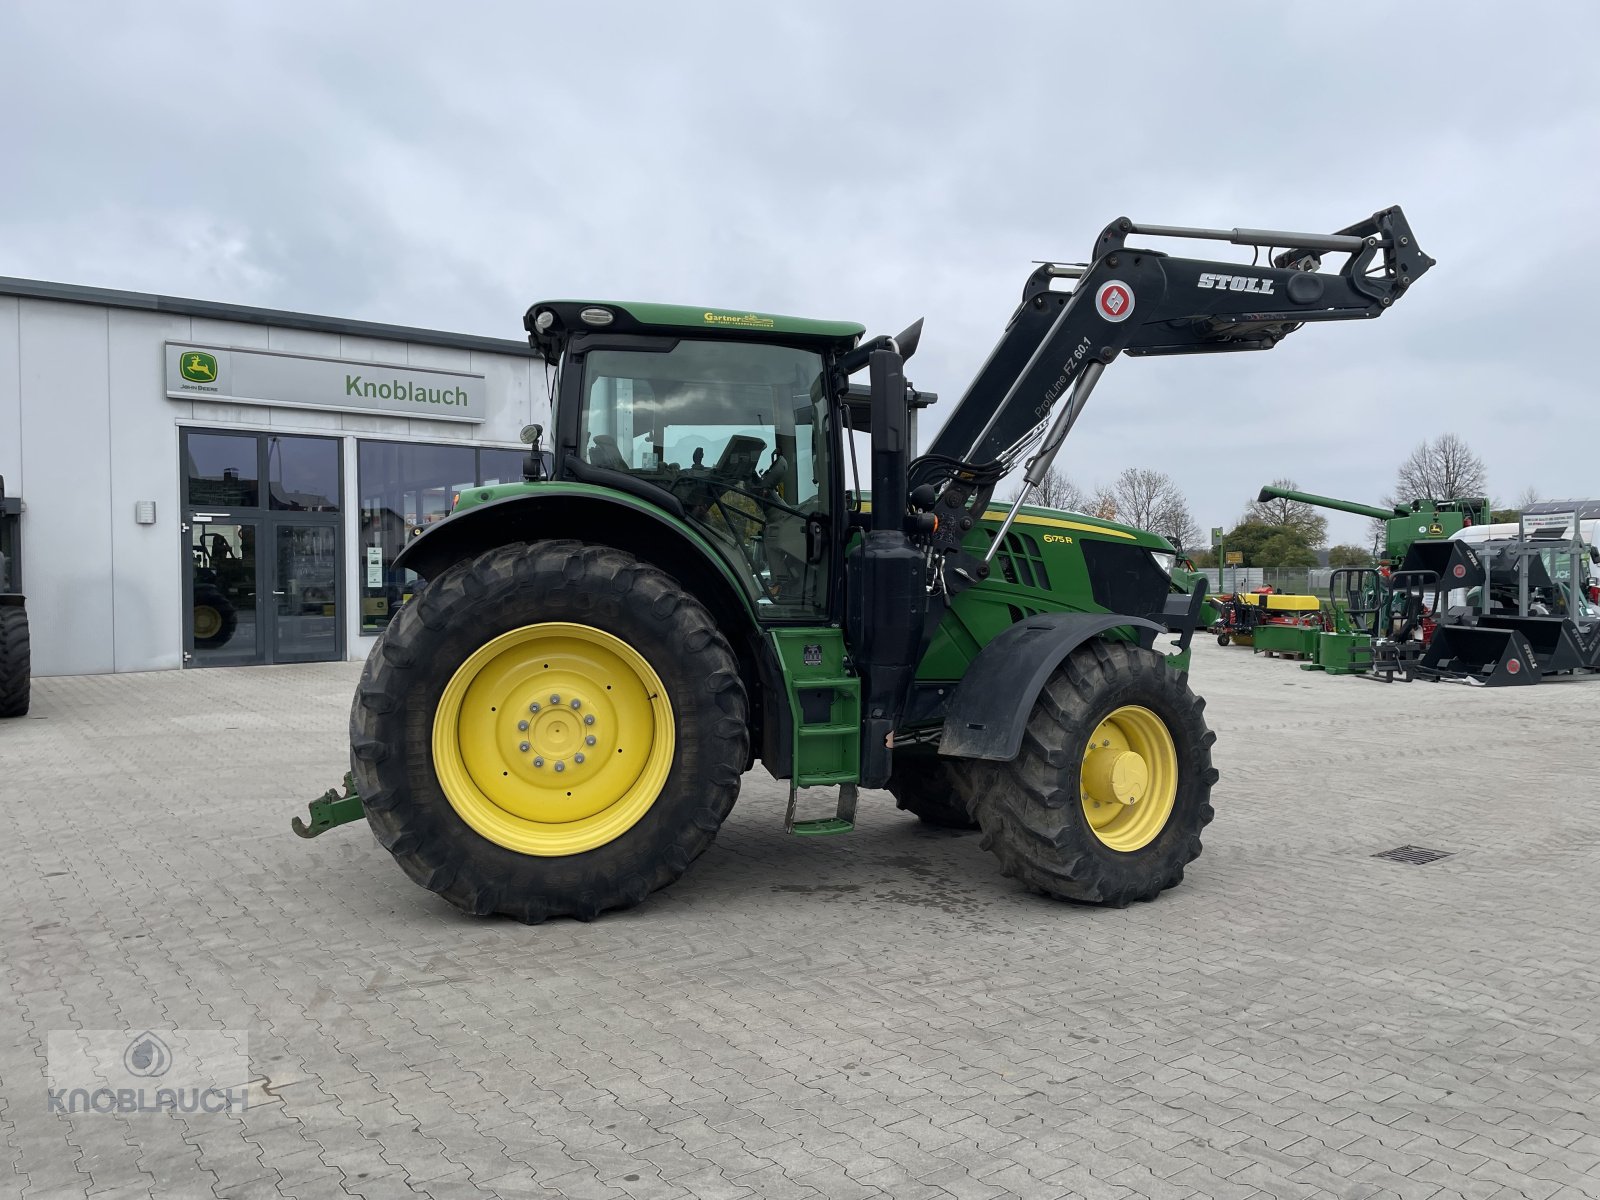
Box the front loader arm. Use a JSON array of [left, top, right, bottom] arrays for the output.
[[921, 206, 1432, 479]]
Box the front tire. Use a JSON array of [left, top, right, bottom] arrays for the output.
[[351, 540, 749, 922], [886, 753, 981, 830], [968, 640, 1217, 907], [0, 606, 29, 718]]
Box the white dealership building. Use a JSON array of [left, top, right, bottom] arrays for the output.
[[0, 277, 546, 675]]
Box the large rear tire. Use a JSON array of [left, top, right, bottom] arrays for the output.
[[968, 640, 1217, 907], [886, 752, 981, 830], [192, 585, 238, 649], [351, 540, 749, 922], [0, 606, 29, 718]]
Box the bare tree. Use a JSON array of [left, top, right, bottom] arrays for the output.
[[1106, 467, 1199, 549], [1243, 478, 1329, 548], [1027, 468, 1088, 512], [1516, 485, 1541, 511], [1394, 433, 1487, 501]]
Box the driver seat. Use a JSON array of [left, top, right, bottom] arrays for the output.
[[588, 434, 628, 471]]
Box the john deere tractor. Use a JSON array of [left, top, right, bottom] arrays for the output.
[[300, 209, 1432, 920]]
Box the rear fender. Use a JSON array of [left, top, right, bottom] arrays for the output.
[[938, 612, 1166, 761]]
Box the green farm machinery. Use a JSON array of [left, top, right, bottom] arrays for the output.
[[1255, 484, 1489, 566], [1273, 485, 1599, 684], [0, 474, 28, 717], [295, 208, 1433, 920]]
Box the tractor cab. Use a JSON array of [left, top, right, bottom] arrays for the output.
[[527, 303, 866, 618]]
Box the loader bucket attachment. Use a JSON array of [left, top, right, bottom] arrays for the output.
[[1477, 615, 1588, 674], [1418, 624, 1540, 686], [1397, 539, 1484, 591]]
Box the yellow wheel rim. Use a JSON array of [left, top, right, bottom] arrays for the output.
[[1079, 704, 1178, 852], [194, 605, 222, 639], [432, 622, 675, 856]]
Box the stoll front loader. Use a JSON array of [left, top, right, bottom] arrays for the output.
[[296, 208, 1432, 921]]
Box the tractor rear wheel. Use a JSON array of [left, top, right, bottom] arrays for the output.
[[192, 585, 238, 649], [968, 640, 1216, 906], [886, 752, 980, 830], [0, 606, 29, 718], [351, 540, 749, 922]]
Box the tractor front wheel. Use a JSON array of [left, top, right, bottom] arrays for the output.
[[0, 606, 29, 718], [351, 541, 749, 922], [968, 640, 1216, 906], [886, 752, 980, 830]]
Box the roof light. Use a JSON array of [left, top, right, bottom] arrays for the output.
[[533, 310, 555, 333], [579, 307, 614, 327]]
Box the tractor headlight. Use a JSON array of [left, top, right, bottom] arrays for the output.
[[1150, 551, 1176, 578]]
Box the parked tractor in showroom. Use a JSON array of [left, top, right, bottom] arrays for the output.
[[296, 208, 1432, 920], [0, 474, 28, 717]]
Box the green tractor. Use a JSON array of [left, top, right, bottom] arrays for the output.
[[302, 209, 1432, 920]]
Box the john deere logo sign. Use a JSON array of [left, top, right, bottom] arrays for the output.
[[179, 352, 218, 383], [165, 343, 484, 423]]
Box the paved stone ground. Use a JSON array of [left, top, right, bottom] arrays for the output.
[[3, 639, 1598, 1199]]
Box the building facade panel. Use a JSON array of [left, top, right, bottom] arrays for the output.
[[108, 308, 191, 672], [17, 299, 116, 675]]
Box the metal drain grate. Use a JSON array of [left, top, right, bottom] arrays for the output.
[[1372, 845, 1453, 865]]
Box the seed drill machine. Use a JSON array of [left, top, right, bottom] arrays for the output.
[[295, 208, 1432, 920]]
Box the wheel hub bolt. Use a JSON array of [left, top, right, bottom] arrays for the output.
[[583, 714, 596, 726], [518, 720, 529, 731], [574, 752, 585, 764], [586, 735, 597, 746], [519, 741, 530, 752], [570, 698, 582, 710], [554, 760, 565, 772], [529, 702, 540, 713], [533, 757, 544, 768], [550, 694, 561, 704]]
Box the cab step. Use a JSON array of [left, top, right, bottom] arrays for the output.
[[785, 783, 858, 836]]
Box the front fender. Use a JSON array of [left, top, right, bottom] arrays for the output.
[[937, 612, 1165, 762]]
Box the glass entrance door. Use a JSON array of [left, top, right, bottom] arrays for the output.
[[270, 522, 340, 662], [181, 428, 345, 668], [188, 520, 262, 666]]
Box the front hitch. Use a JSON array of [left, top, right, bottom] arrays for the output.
[[291, 772, 365, 838]]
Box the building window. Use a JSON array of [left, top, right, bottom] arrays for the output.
[[357, 440, 527, 633], [268, 436, 340, 511], [186, 432, 260, 507]]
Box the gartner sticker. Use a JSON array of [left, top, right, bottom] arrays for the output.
[[1096, 281, 1134, 322]]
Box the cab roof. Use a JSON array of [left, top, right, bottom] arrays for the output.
[[524, 300, 864, 363]]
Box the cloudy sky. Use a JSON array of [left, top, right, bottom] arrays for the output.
[[3, 2, 1595, 546]]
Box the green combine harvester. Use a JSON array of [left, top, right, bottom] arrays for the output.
[[296, 208, 1432, 920]]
